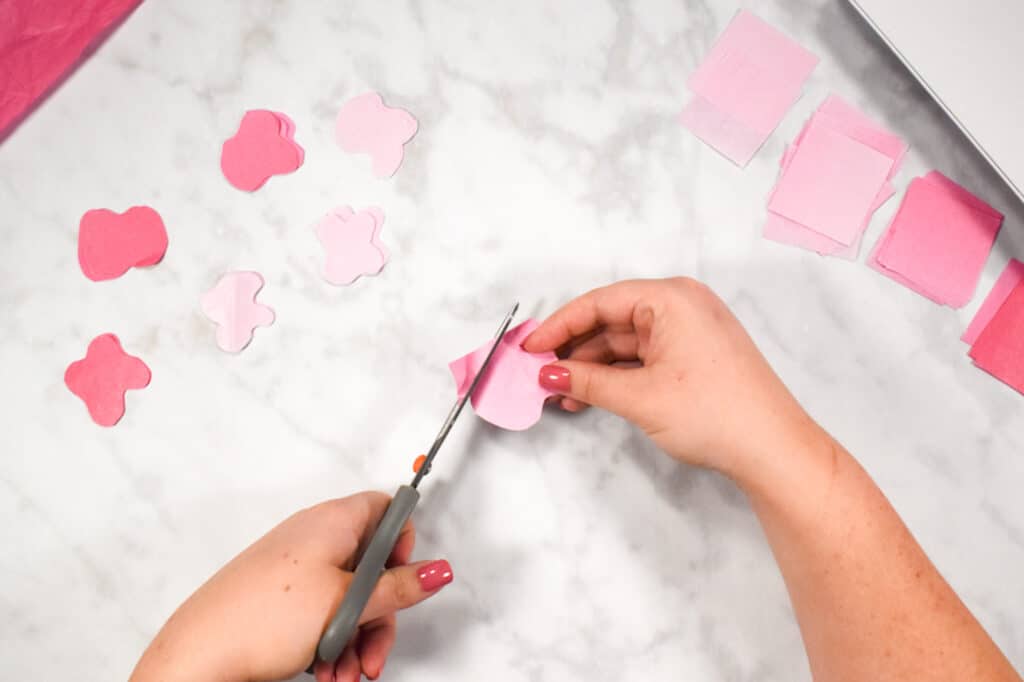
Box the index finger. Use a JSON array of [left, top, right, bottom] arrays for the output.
[[523, 279, 656, 353]]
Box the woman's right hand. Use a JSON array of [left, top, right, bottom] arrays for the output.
[[524, 278, 822, 481]]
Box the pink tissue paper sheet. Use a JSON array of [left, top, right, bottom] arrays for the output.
[[680, 10, 818, 166], [968, 282, 1024, 395], [200, 271, 275, 353], [962, 259, 1024, 345], [448, 319, 557, 431], [869, 173, 1003, 308], [768, 121, 893, 246], [0, 0, 142, 142]]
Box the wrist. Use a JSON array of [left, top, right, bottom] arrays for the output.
[[722, 409, 836, 501]]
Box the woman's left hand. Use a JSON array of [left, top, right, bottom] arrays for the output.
[[130, 491, 453, 682]]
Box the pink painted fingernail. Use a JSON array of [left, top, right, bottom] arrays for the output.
[[538, 364, 571, 392], [417, 560, 453, 592]]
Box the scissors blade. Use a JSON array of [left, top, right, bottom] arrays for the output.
[[410, 302, 519, 487]]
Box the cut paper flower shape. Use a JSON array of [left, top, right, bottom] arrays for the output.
[[78, 205, 169, 281], [221, 110, 304, 191], [448, 319, 557, 431], [200, 271, 275, 353], [65, 333, 151, 427], [315, 206, 389, 285], [680, 10, 818, 166], [868, 172, 1003, 308], [335, 92, 418, 178]]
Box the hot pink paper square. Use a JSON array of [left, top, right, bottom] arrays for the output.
[[768, 123, 893, 246], [962, 259, 1024, 344], [968, 282, 1024, 395], [871, 175, 1003, 308]]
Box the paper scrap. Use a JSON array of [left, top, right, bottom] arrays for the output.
[[448, 319, 557, 431], [77, 206, 168, 281], [968, 281, 1024, 395], [335, 92, 418, 178], [315, 206, 389, 286], [200, 271, 275, 353], [0, 0, 141, 142], [680, 10, 818, 166], [220, 110, 304, 191], [962, 259, 1024, 345], [869, 173, 1003, 308], [64, 333, 150, 427]]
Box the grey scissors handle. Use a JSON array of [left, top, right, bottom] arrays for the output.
[[315, 484, 420, 664]]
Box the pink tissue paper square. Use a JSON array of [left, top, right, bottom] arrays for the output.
[[0, 0, 142, 141], [681, 10, 818, 166], [768, 122, 893, 246], [962, 258, 1024, 344], [869, 173, 1003, 308]]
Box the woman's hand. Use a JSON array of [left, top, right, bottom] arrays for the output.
[[525, 277, 820, 480], [130, 491, 453, 682]]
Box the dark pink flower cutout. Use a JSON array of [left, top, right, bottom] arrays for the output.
[[221, 110, 304, 191], [77, 206, 169, 281], [335, 92, 418, 178], [65, 334, 151, 427], [315, 206, 389, 285]]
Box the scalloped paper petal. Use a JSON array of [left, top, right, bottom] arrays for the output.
[[335, 92, 418, 178], [77, 206, 169, 281], [200, 271, 275, 353], [448, 319, 557, 431], [221, 110, 303, 191], [65, 333, 151, 427], [316, 207, 389, 285]]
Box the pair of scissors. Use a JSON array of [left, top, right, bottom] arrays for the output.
[[314, 303, 519, 665]]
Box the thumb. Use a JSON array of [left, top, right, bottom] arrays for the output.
[[357, 559, 453, 625], [539, 360, 647, 419]]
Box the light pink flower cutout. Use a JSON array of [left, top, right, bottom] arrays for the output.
[[315, 206, 389, 286], [449, 319, 557, 431], [221, 110, 304, 191], [200, 271, 275, 353], [335, 92, 418, 178]]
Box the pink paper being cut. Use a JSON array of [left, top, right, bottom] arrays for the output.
[[449, 319, 557, 431]]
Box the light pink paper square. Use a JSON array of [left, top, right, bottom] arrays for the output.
[[688, 10, 818, 136], [679, 95, 766, 166], [681, 10, 817, 167], [768, 123, 893, 245]]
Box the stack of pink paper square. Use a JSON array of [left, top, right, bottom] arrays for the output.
[[962, 259, 1024, 395], [680, 10, 818, 167], [868, 172, 1004, 307], [764, 96, 907, 260]]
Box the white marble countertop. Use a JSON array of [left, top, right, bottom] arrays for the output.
[[2, 1, 1022, 680]]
